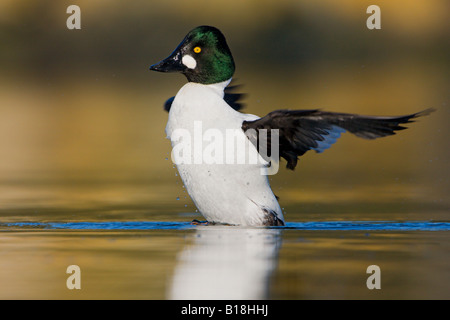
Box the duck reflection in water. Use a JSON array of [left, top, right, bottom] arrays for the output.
[[168, 226, 282, 299]]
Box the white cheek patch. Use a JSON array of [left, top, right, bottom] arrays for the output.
[[182, 54, 197, 69]]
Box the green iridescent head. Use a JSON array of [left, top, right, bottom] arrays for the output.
[[150, 26, 235, 84]]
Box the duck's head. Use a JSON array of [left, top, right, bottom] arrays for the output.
[[150, 26, 235, 85]]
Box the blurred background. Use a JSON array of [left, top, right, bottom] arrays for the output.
[[0, 0, 449, 221]]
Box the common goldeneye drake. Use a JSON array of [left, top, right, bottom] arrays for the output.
[[149, 25, 433, 227]]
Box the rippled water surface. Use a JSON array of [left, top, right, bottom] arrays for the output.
[[3, 220, 450, 231], [1, 212, 449, 299]]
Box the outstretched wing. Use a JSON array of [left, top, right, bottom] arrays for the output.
[[163, 81, 246, 112], [241, 108, 434, 170]]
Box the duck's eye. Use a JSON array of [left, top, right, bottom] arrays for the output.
[[193, 46, 202, 54]]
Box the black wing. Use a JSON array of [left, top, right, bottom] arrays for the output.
[[163, 96, 175, 112], [242, 108, 434, 170], [223, 84, 246, 111], [163, 82, 246, 112]]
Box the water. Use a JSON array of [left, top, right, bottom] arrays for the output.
[[3, 220, 450, 231], [1, 218, 449, 299]]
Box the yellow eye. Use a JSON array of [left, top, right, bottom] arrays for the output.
[[193, 46, 202, 53]]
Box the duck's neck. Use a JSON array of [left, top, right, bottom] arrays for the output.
[[201, 78, 232, 97]]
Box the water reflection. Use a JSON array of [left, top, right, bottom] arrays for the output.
[[169, 226, 282, 300]]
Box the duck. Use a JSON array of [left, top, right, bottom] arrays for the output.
[[149, 25, 433, 227]]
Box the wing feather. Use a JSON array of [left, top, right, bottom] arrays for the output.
[[242, 108, 434, 170]]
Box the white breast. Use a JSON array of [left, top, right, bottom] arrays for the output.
[[165, 81, 283, 226]]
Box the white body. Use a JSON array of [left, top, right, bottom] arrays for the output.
[[165, 80, 284, 226]]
